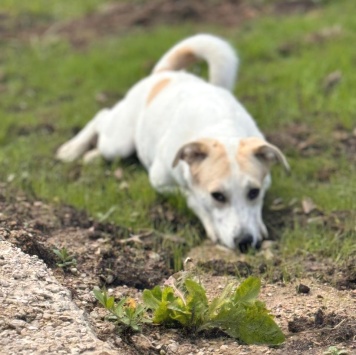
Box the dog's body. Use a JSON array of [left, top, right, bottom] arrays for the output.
[[57, 34, 289, 251]]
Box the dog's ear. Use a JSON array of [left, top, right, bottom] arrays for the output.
[[239, 137, 290, 173], [254, 142, 290, 174], [172, 141, 209, 168]]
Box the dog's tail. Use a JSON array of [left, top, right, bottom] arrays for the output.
[[152, 34, 238, 91]]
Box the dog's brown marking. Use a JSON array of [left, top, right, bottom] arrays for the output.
[[237, 137, 290, 178], [236, 138, 270, 183], [187, 139, 231, 191], [147, 78, 171, 106], [156, 46, 198, 72]]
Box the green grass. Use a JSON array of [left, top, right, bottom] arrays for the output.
[[0, 0, 355, 271], [0, 0, 110, 19]]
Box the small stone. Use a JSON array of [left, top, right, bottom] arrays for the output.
[[148, 251, 160, 261], [167, 342, 178, 353], [9, 319, 26, 329], [59, 316, 73, 322], [0, 280, 10, 287], [314, 308, 324, 325], [297, 283, 310, 294], [12, 271, 25, 280], [105, 275, 114, 284]]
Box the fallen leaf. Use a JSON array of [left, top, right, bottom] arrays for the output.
[[333, 130, 350, 141], [302, 197, 317, 215], [323, 70, 342, 92], [305, 25, 343, 44], [114, 168, 124, 180], [95, 91, 109, 104], [119, 181, 129, 190]]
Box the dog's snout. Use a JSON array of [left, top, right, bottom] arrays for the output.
[[236, 234, 253, 253]]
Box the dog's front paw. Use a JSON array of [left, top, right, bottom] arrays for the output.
[[56, 140, 85, 162]]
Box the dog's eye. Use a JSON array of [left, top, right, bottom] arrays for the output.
[[247, 188, 260, 200], [211, 192, 227, 203]]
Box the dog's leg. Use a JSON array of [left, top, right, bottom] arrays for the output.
[[148, 160, 175, 193], [96, 101, 137, 161], [56, 109, 109, 162], [83, 148, 101, 164]]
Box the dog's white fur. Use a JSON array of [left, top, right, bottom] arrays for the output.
[[57, 34, 289, 251]]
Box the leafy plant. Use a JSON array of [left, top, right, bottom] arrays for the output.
[[324, 346, 348, 355], [53, 247, 77, 268], [143, 276, 285, 345], [93, 287, 152, 333]]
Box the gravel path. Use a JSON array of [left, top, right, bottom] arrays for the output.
[[0, 240, 121, 355]]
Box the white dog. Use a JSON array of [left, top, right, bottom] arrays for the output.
[[56, 34, 289, 252]]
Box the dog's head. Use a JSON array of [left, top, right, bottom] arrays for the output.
[[173, 137, 289, 252]]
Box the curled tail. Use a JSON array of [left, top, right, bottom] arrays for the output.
[[152, 34, 239, 91]]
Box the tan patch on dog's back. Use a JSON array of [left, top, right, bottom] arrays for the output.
[[236, 138, 268, 182], [191, 139, 230, 190], [146, 78, 171, 106], [156, 46, 198, 72]]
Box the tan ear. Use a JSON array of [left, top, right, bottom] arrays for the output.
[[254, 142, 290, 174], [239, 137, 290, 174], [172, 141, 209, 168]]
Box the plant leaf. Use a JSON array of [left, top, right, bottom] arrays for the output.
[[113, 298, 126, 318], [93, 288, 106, 308], [234, 277, 261, 303], [226, 303, 285, 345], [152, 300, 171, 324], [143, 287, 161, 310], [53, 248, 63, 259], [185, 279, 209, 326], [208, 283, 234, 317], [106, 295, 115, 310]]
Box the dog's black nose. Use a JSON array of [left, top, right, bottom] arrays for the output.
[[255, 240, 262, 250], [236, 234, 253, 253]]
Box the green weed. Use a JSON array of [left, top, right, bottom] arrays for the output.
[[93, 287, 151, 333], [53, 247, 77, 268], [0, 0, 110, 19], [323, 346, 348, 355], [143, 276, 285, 345]]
